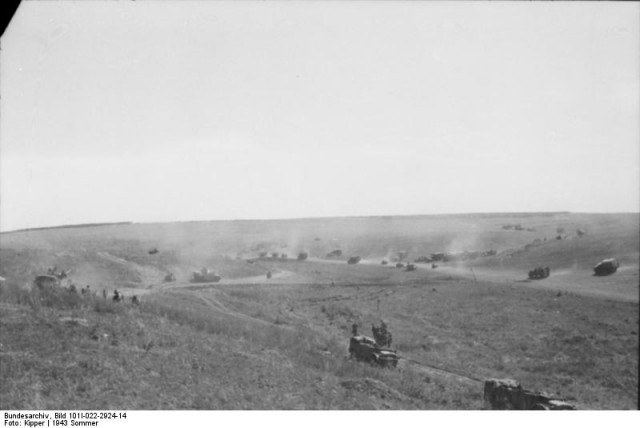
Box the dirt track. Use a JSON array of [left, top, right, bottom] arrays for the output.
[[399, 358, 483, 386], [420, 264, 639, 303], [136, 257, 638, 304]]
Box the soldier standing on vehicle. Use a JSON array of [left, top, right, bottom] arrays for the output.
[[352, 323, 358, 336]]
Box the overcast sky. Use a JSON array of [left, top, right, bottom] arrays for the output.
[[1, 1, 638, 232]]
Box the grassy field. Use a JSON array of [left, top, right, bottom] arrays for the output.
[[0, 212, 638, 409]]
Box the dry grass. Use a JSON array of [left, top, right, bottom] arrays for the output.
[[1, 212, 637, 409]]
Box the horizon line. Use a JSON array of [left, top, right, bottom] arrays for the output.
[[3, 210, 639, 235]]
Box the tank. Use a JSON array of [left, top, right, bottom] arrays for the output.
[[593, 258, 619, 276], [528, 266, 550, 280], [191, 268, 221, 283]]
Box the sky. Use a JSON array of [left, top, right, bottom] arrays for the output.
[[1, 1, 638, 232]]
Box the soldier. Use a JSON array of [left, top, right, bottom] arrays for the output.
[[113, 289, 120, 302], [352, 323, 358, 336], [377, 320, 392, 347], [380, 320, 388, 336], [102, 289, 107, 300]]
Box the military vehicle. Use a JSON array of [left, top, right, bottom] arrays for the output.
[[484, 379, 576, 410], [348, 335, 399, 368], [34, 274, 60, 288], [297, 252, 308, 261], [405, 263, 417, 271], [528, 266, 550, 280], [191, 268, 221, 283], [35, 266, 72, 288], [431, 253, 445, 262], [347, 256, 361, 264], [326, 249, 343, 258], [593, 258, 619, 276]]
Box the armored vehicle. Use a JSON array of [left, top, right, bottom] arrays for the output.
[[593, 258, 619, 276], [326, 249, 343, 258], [348, 335, 399, 368], [34, 274, 60, 288], [528, 266, 550, 280], [191, 268, 221, 283]]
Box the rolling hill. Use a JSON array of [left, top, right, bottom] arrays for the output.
[[0, 212, 637, 409]]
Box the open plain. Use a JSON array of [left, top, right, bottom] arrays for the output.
[[0, 212, 638, 409]]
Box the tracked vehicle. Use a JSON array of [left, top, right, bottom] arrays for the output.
[[191, 268, 221, 283], [594, 258, 619, 276], [528, 266, 550, 280], [348, 335, 399, 368]]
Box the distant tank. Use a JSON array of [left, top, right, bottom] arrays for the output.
[[593, 258, 619, 276], [347, 256, 361, 265], [381, 260, 388, 265], [34, 274, 60, 288], [528, 266, 550, 280], [395, 262, 405, 268], [35, 266, 72, 288], [297, 252, 308, 261], [163, 272, 175, 282], [148, 248, 159, 255], [431, 253, 445, 262], [326, 249, 343, 258], [405, 263, 417, 271], [191, 268, 221, 283]]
